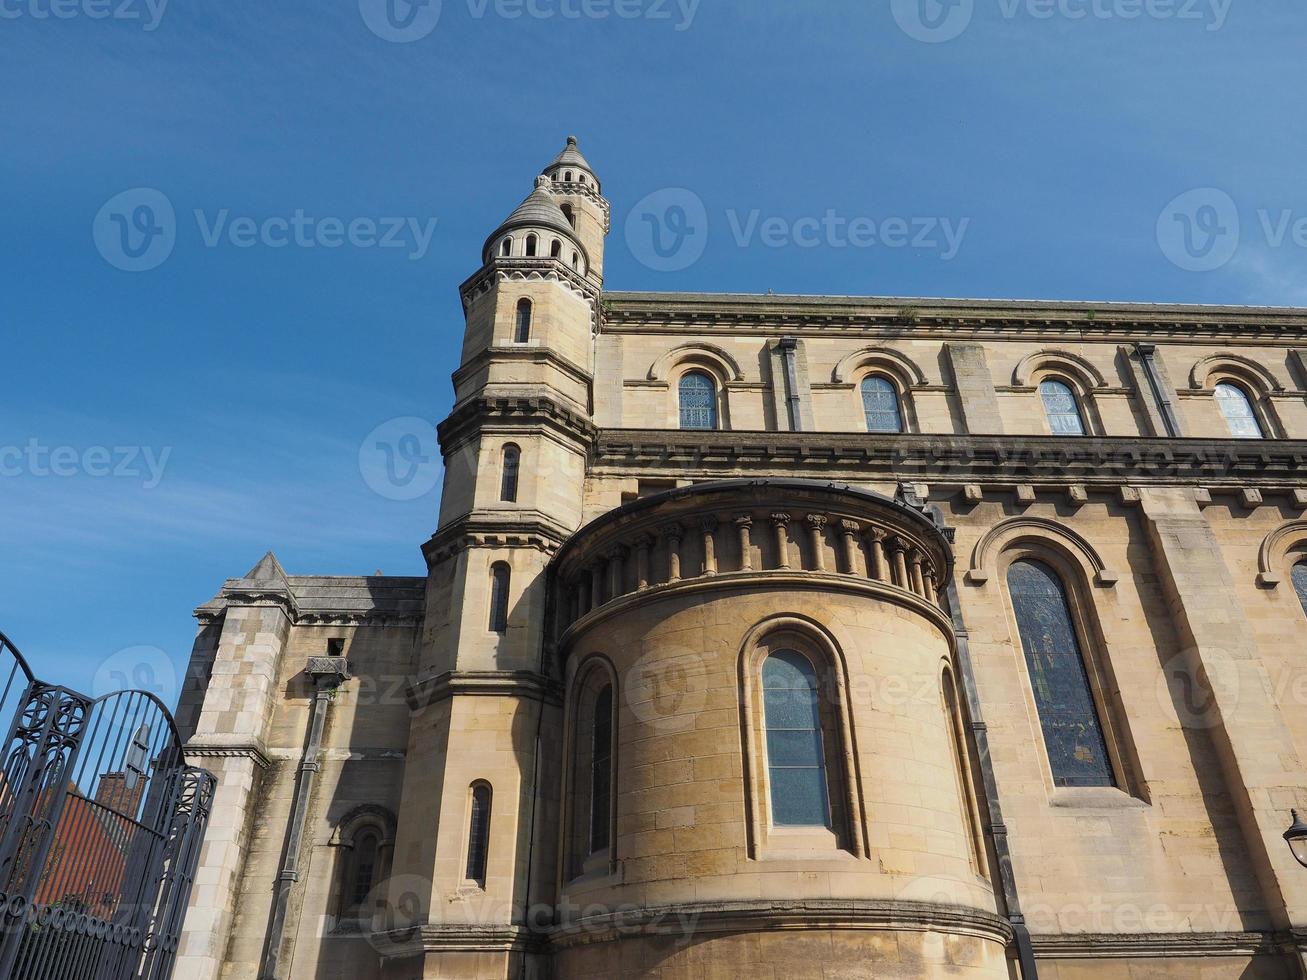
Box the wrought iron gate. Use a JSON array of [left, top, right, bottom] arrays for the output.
[[0, 631, 215, 980]]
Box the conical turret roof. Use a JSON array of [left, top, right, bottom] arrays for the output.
[[482, 175, 583, 262], [543, 136, 600, 191]]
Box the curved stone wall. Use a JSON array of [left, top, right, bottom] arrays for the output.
[[548, 481, 1009, 979]]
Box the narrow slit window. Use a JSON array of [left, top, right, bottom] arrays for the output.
[[589, 685, 613, 853], [1215, 382, 1263, 439], [500, 238, 512, 257], [860, 375, 903, 433], [550, 239, 562, 259], [489, 563, 511, 633], [514, 299, 532, 344], [1008, 559, 1114, 788], [525, 234, 538, 257], [1039, 379, 1086, 436], [500, 445, 520, 502], [465, 784, 491, 884], [348, 830, 380, 910], [762, 651, 830, 827]]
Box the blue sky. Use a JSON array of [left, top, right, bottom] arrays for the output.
[[2, 1, 1304, 704]]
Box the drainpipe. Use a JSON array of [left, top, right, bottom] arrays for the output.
[[942, 566, 1040, 979], [1135, 343, 1183, 438], [259, 655, 351, 980], [779, 336, 803, 432]]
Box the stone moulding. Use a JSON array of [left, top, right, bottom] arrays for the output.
[[423, 514, 573, 567], [407, 669, 563, 709], [1011, 348, 1109, 389], [1029, 930, 1280, 959], [968, 516, 1119, 587], [593, 430, 1307, 485], [370, 923, 542, 958], [549, 478, 954, 642], [438, 393, 597, 453], [1256, 519, 1307, 587], [544, 898, 1014, 949]]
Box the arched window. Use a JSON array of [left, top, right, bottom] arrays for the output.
[[860, 375, 903, 433], [1007, 560, 1113, 788], [589, 685, 613, 853], [465, 783, 491, 885], [343, 828, 381, 915], [500, 237, 512, 257], [678, 371, 718, 430], [499, 445, 520, 502], [561, 203, 575, 228], [489, 563, 511, 633], [550, 239, 562, 259], [525, 234, 538, 257], [571, 251, 579, 270], [1039, 379, 1086, 436], [762, 651, 830, 827], [1215, 381, 1263, 438], [564, 171, 573, 182], [1293, 562, 1307, 619], [514, 299, 532, 344]]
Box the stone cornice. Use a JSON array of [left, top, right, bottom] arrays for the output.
[[194, 591, 422, 629], [407, 669, 563, 709], [438, 394, 597, 455], [370, 924, 541, 958], [422, 513, 573, 567], [460, 260, 601, 316], [1029, 930, 1278, 958], [184, 738, 272, 770], [601, 291, 1307, 343], [451, 346, 593, 397], [594, 430, 1307, 486], [546, 898, 1013, 949]]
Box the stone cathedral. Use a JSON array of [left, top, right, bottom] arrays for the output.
[[176, 138, 1307, 979]]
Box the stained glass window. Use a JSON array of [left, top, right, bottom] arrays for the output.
[[489, 563, 510, 633], [763, 651, 830, 827], [678, 371, 718, 430], [1039, 379, 1086, 436], [1215, 382, 1263, 439], [1007, 560, 1114, 788], [514, 299, 532, 344], [861, 375, 903, 433], [589, 685, 613, 853], [500, 445, 520, 503], [1293, 562, 1307, 619], [465, 784, 491, 883]]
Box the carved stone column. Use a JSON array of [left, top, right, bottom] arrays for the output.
[[839, 520, 861, 576], [589, 562, 604, 609], [772, 513, 792, 570], [661, 523, 684, 582], [736, 515, 754, 571], [866, 528, 889, 582], [909, 551, 926, 597], [923, 563, 938, 605], [635, 535, 653, 591], [806, 515, 828, 572], [701, 516, 719, 576], [887, 537, 910, 589]]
